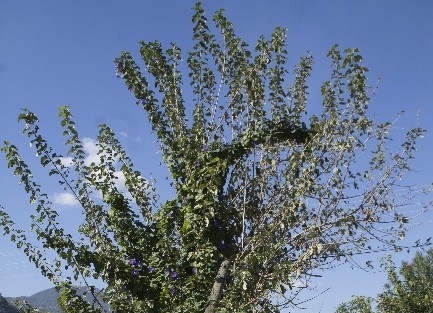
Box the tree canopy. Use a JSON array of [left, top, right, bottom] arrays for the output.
[[1, 2, 431, 313], [335, 248, 433, 313]]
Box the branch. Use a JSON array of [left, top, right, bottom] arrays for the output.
[[204, 260, 231, 313], [210, 118, 313, 167]]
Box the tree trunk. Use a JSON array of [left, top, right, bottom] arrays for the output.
[[204, 260, 231, 313]]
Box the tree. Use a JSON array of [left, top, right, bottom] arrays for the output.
[[1, 2, 431, 312], [334, 248, 433, 313], [335, 296, 375, 313], [377, 249, 433, 313]]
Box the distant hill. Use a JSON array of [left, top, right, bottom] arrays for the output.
[[5, 287, 62, 313], [0, 294, 20, 313], [5, 286, 109, 313]]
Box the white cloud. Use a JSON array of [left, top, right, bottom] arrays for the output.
[[114, 171, 126, 189], [54, 137, 100, 167], [53, 138, 144, 202], [59, 135, 142, 170], [53, 192, 79, 206], [113, 171, 134, 199], [58, 156, 73, 167], [83, 137, 100, 166]]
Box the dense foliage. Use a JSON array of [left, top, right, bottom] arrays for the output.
[[335, 248, 433, 313], [1, 3, 430, 312], [335, 296, 375, 313]]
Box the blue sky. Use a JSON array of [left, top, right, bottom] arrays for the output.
[[1, 1, 432, 312]]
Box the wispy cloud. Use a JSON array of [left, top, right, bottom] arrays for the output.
[[119, 131, 142, 142], [53, 192, 79, 206]]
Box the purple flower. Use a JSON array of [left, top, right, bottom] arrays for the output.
[[202, 144, 208, 151], [211, 219, 219, 229], [148, 266, 155, 273], [169, 287, 175, 295], [129, 258, 139, 267], [217, 241, 226, 251], [195, 161, 201, 168], [191, 267, 197, 275], [170, 271, 178, 279], [132, 269, 139, 276], [252, 141, 258, 147]]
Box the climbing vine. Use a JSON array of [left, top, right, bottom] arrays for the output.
[[1, 2, 431, 313]]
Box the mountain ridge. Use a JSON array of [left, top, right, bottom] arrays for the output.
[[0, 294, 20, 313], [3, 286, 108, 313]]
